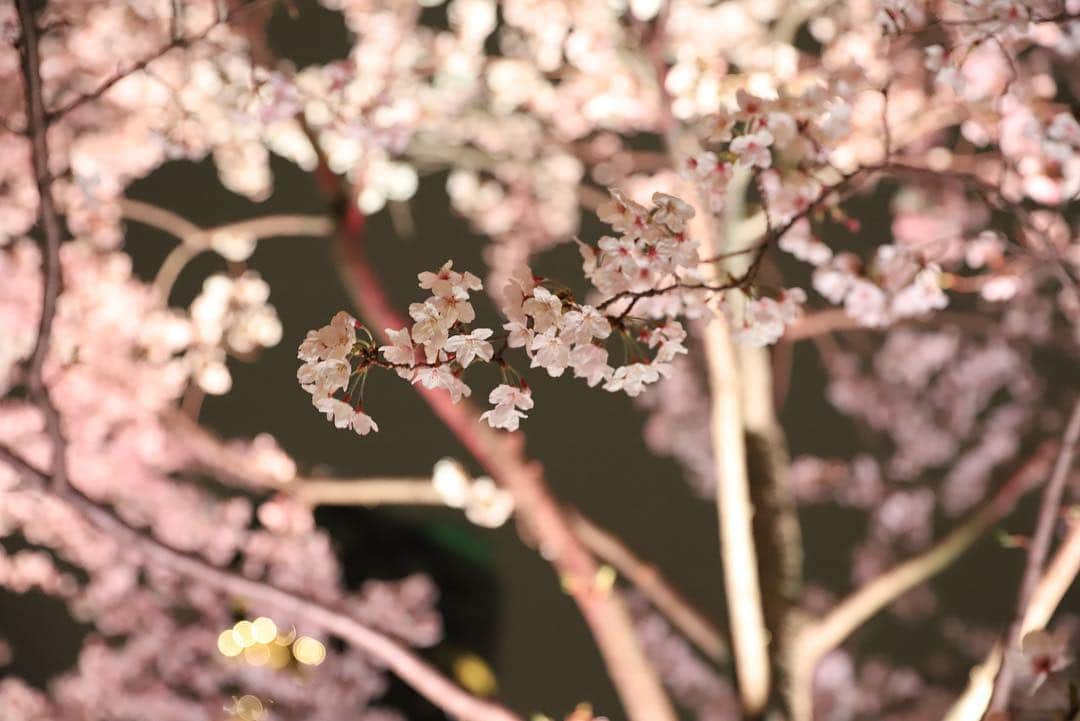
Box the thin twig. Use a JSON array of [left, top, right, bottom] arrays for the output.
[[989, 398, 1080, 711], [18, 0, 63, 397], [17, 0, 69, 496]]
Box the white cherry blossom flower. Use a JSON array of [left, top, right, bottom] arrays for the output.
[[569, 344, 613, 387], [529, 329, 571, 377], [412, 365, 471, 403], [480, 384, 534, 431], [651, 192, 695, 234], [559, 305, 611, 345], [350, 410, 379, 436], [299, 310, 357, 362], [380, 327, 417, 366], [503, 319, 533, 349], [731, 129, 775, 169], [297, 358, 350, 399], [409, 301, 452, 362], [604, 362, 669, 397], [315, 397, 355, 429], [418, 260, 482, 299], [444, 328, 495, 367], [597, 189, 648, 236], [522, 287, 563, 332]]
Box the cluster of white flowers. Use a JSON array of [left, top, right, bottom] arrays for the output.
[[479, 384, 534, 432], [585, 190, 701, 300], [299, 187, 825, 438], [814, 246, 948, 327], [724, 289, 808, 347], [297, 311, 379, 435], [139, 271, 283, 396], [380, 261, 490, 404], [432, 459, 514, 529]]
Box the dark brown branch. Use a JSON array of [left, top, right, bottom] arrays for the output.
[[16, 0, 69, 496]]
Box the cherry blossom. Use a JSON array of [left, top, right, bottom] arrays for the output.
[[480, 384, 534, 432]]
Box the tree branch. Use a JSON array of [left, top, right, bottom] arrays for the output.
[[17, 0, 69, 497], [786, 442, 1059, 721], [702, 313, 773, 714], [944, 508, 1080, 721], [292, 477, 445, 507], [565, 512, 728, 664], [989, 397, 1080, 711], [0, 445, 522, 721], [120, 198, 334, 245], [18, 0, 63, 397]]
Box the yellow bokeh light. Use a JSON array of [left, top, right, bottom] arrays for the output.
[[453, 653, 498, 697], [593, 565, 617, 593], [217, 630, 243, 658], [243, 643, 271, 666], [231, 694, 265, 721], [291, 635, 326, 666], [232, 620, 256, 648], [252, 617, 277, 644]]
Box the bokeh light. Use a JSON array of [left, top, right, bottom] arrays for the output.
[[291, 635, 326, 666]]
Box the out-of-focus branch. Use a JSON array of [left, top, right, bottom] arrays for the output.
[[292, 477, 445, 507], [17, 0, 68, 494], [120, 198, 203, 239], [989, 398, 1080, 711], [566, 512, 729, 664], [308, 142, 677, 721], [786, 442, 1059, 721], [119, 198, 332, 301], [944, 508, 1080, 721], [121, 198, 333, 245], [0, 446, 523, 721], [739, 344, 803, 657], [1023, 508, 1080, 633], [702, 314, 773, 714], [18, 0, 63, 397], [170, 414, 728, 666]]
